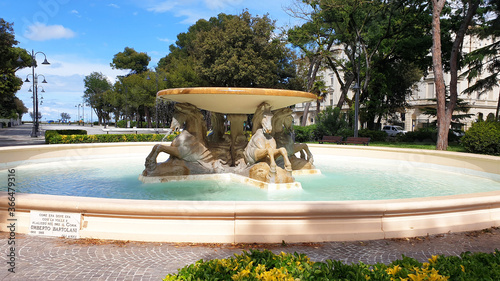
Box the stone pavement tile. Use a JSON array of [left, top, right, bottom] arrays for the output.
[[2, 229, 500, 280]]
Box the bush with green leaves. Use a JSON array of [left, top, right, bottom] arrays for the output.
[[396, 127, 462, 144], [314, 106, 349, 139], [293, 124, 317, 142], [359, 129, 387, 142], [45, 132, 170, 144], [461, 121, 500, 155], [116, 120, 138, 128], [164, 249, 500, 280], [45, 130, 88, 144]]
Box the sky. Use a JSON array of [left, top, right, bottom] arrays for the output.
[[2, 0, 302, 122]]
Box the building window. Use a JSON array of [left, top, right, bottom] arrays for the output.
[[427, 83, 434, 99]]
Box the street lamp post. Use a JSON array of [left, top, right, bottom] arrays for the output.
[[353, 35, 362, 138], [18, 50, 50, 137], [353, 82, 360, 138]]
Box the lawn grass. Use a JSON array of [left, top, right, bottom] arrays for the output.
[[369, 141, 466, 152], [309, 141, 467, 152]]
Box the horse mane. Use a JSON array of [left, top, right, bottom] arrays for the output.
[[175, 103, 208, 142], [272, 108, 293, 133], [251, 102, 272, 134]]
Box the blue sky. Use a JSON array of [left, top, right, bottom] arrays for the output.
[[2, 0, 301, 122]]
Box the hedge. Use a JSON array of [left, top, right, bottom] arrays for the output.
[[45, 130, 178, 144], [164, 249, 500, 280], [461, 121, 500, 155], [45, 130, 87, 144]]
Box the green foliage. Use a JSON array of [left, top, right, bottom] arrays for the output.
[[293, 124, 317, 142], [288, 0, 432, 124], [396, 127, 462, 144], [158, 11, 297, 89], [45, 130, 87, 144], [83, 72, 112, 124], [314, 107, 349, 138], [397, 127, 438, 143], [110, 47, 150, 75], [0, 19, 30, 119], [45, 130, 166, 144], [164, 249, 500, 280], [461, 121, 500, 155], [358, 129, 387, 142]]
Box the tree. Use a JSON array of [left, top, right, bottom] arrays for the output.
[[13, 97, 28, 119], [29, 111, 42, 121], [315, 106, 349, 137], [363, 60, 423, 130], [432, 0, 481, 150], [158, 11, 297, 89], [60, 112, 71, 122], [110, 47, 150, 75], [463, 0, 500, 121], [119, 70, 168, 128], [288, 0, 433, 127], [83, 72, 112, 125], [0, 19, 31, 118]]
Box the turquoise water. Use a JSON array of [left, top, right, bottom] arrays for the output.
[[1, 154, 500, 201]]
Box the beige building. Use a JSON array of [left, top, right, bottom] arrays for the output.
[[293, 36, 499, 132]]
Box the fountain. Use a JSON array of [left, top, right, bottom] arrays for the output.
[[0, 87, 499, 243], [140, 87, 318, 186]]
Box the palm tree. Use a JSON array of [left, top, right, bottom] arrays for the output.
[[311, 79, 329, 114]]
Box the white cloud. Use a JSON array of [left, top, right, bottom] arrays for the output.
[[204, 0, 242, 10], [71, 10, 79, 14], [108, 3, 120, 8], [147, 0, 179, 13], [157, 37, 173, 43], [24, 23, 76, 41]]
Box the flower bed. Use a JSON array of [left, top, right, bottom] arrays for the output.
[[45, 130, 178, 144], [164, 249, 500, 280]]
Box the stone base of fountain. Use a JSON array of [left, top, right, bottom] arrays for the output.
[[139, 168, 321, 190]]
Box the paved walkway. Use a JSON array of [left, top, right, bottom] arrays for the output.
[[0, 124, 115, 147], [1, 229, 500, 280], [1, 124, 500, 280]]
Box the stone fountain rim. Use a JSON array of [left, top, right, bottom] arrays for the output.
[[157, 87, 317, 114], [1, 143, 499, 243]]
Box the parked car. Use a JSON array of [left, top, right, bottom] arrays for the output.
[[382, 125, 407, 137]]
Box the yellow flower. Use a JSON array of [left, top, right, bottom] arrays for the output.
[[231, 269, 251, 280], [386, 265, 402, 275], [461, 265, 465, 272], [429, 255, 439, 264]]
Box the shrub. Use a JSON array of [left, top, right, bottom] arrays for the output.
[[293, 125, 316, 142], [164, 249, 500, 280], [45, 130, 88, 144], [314, 106, 349, 138], [359, 129, 387, 142], [461, 121, 500, 155], [397, 127, 437, 143], [116, 120, 138, 128], [396, 127, 462, 143], [46, 133, 166, 144]]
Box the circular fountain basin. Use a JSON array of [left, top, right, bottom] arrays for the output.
[[1, 143, 499, 243]]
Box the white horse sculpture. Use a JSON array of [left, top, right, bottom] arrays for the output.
[[143, 103, 223, 176], [243, 103, 292, 176], [271, 108, 314, 169]]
